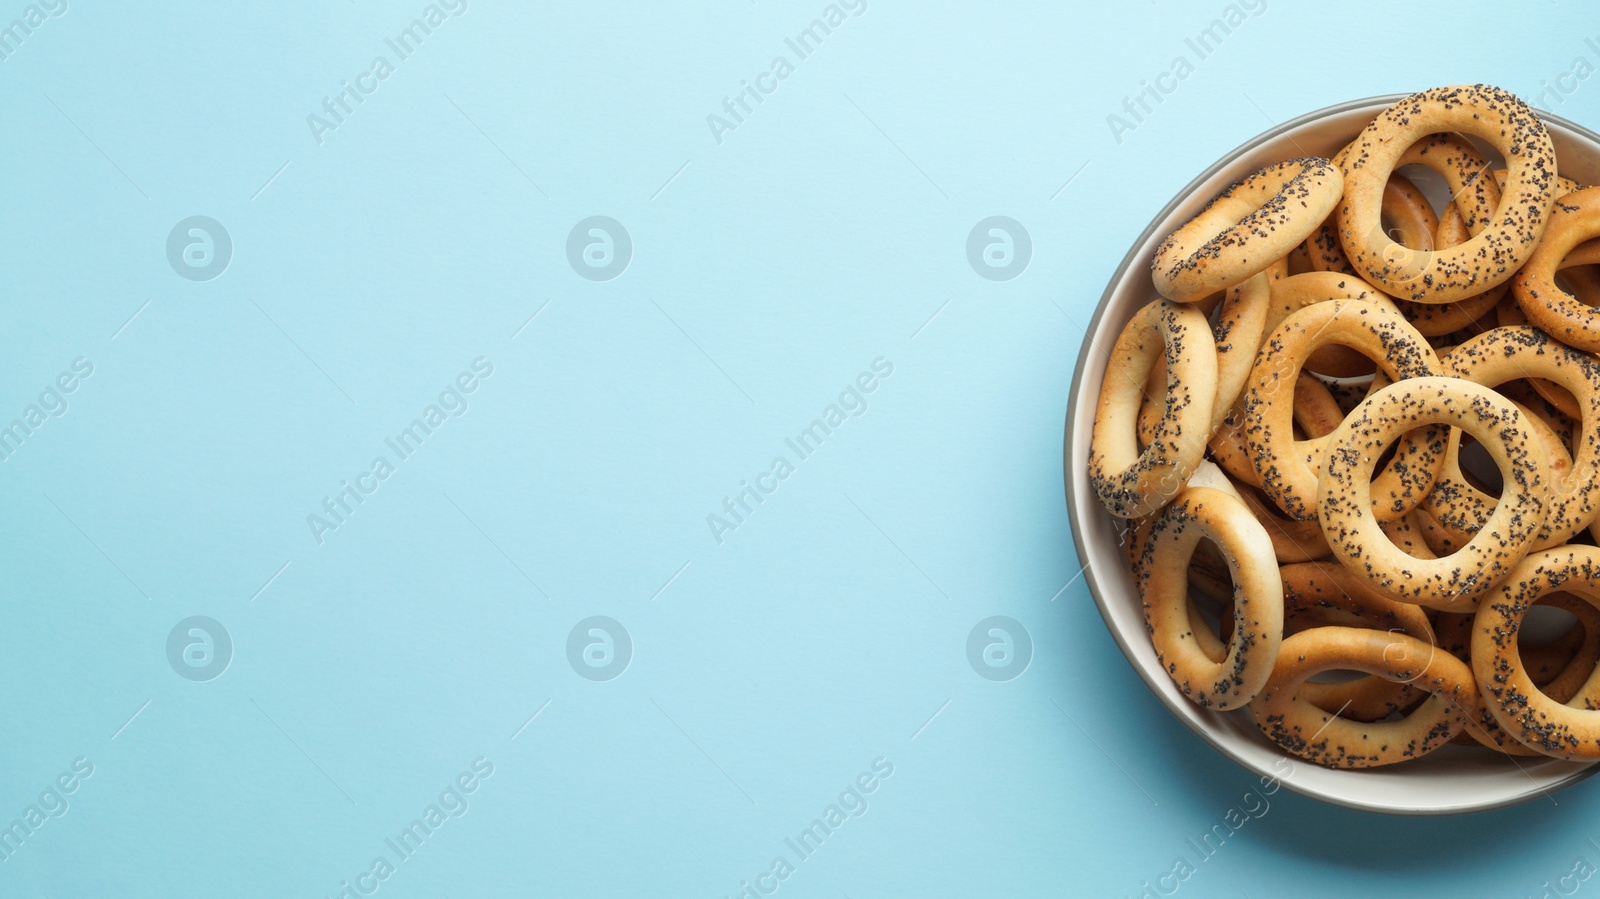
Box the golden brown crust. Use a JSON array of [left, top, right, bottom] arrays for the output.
[[1473, 547, 1600, 759], [1391, 173, 1507, 337], [1279, 561, 1434, 721], [1318, 378, 1548, 610], [1515, 188, 1600, 351], [1249, 626, 1480, 768], [1238, 483, 1332, 563], [1089, 300, 1218, 518], [1338, 85, 1557, 303], [1140, 487, 1284, 710], [1436, 326, 1600, 547], [1244, 300, 1442, 522], [1153, 158, 1344, 304], [1263, 271, 1396, 377], [1090, 81, 1600, 770]]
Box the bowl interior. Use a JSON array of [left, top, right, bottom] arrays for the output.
[[1065, 95, 1600, 815]]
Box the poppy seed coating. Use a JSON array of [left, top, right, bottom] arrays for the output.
[[1338, 85, 1557, 304]]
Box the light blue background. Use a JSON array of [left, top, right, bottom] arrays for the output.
[[3, 0, 1599, 896]]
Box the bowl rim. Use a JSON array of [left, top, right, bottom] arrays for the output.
[[1063, 91, 1600, 816]]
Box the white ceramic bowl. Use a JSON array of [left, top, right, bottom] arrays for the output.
[[1064, 94, 1600, 815]]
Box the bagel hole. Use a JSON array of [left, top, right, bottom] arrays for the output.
[[1555, 264, 1600, 306], [1306, 668, 1366, 685], [1186, 538, 1233, 644], [1302, 340, 1379, 379], [1318, 372, 1375, 416], [1194, 291, 1226, 318], [1554, 266, 1581, 294], [1393, 136, 1508, 220], [1188, 597, 1226, 648], [1381, 210, 1427, 251], [1457, 434, 1504, 498], [1393, 163, 1455, 218], [1204, 292, 1233, 329], [1378, 180, 1431, 250], [1522, 604, 1580, 644]]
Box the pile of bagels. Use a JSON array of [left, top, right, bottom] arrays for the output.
[[1088, 84, 1600, 768]]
